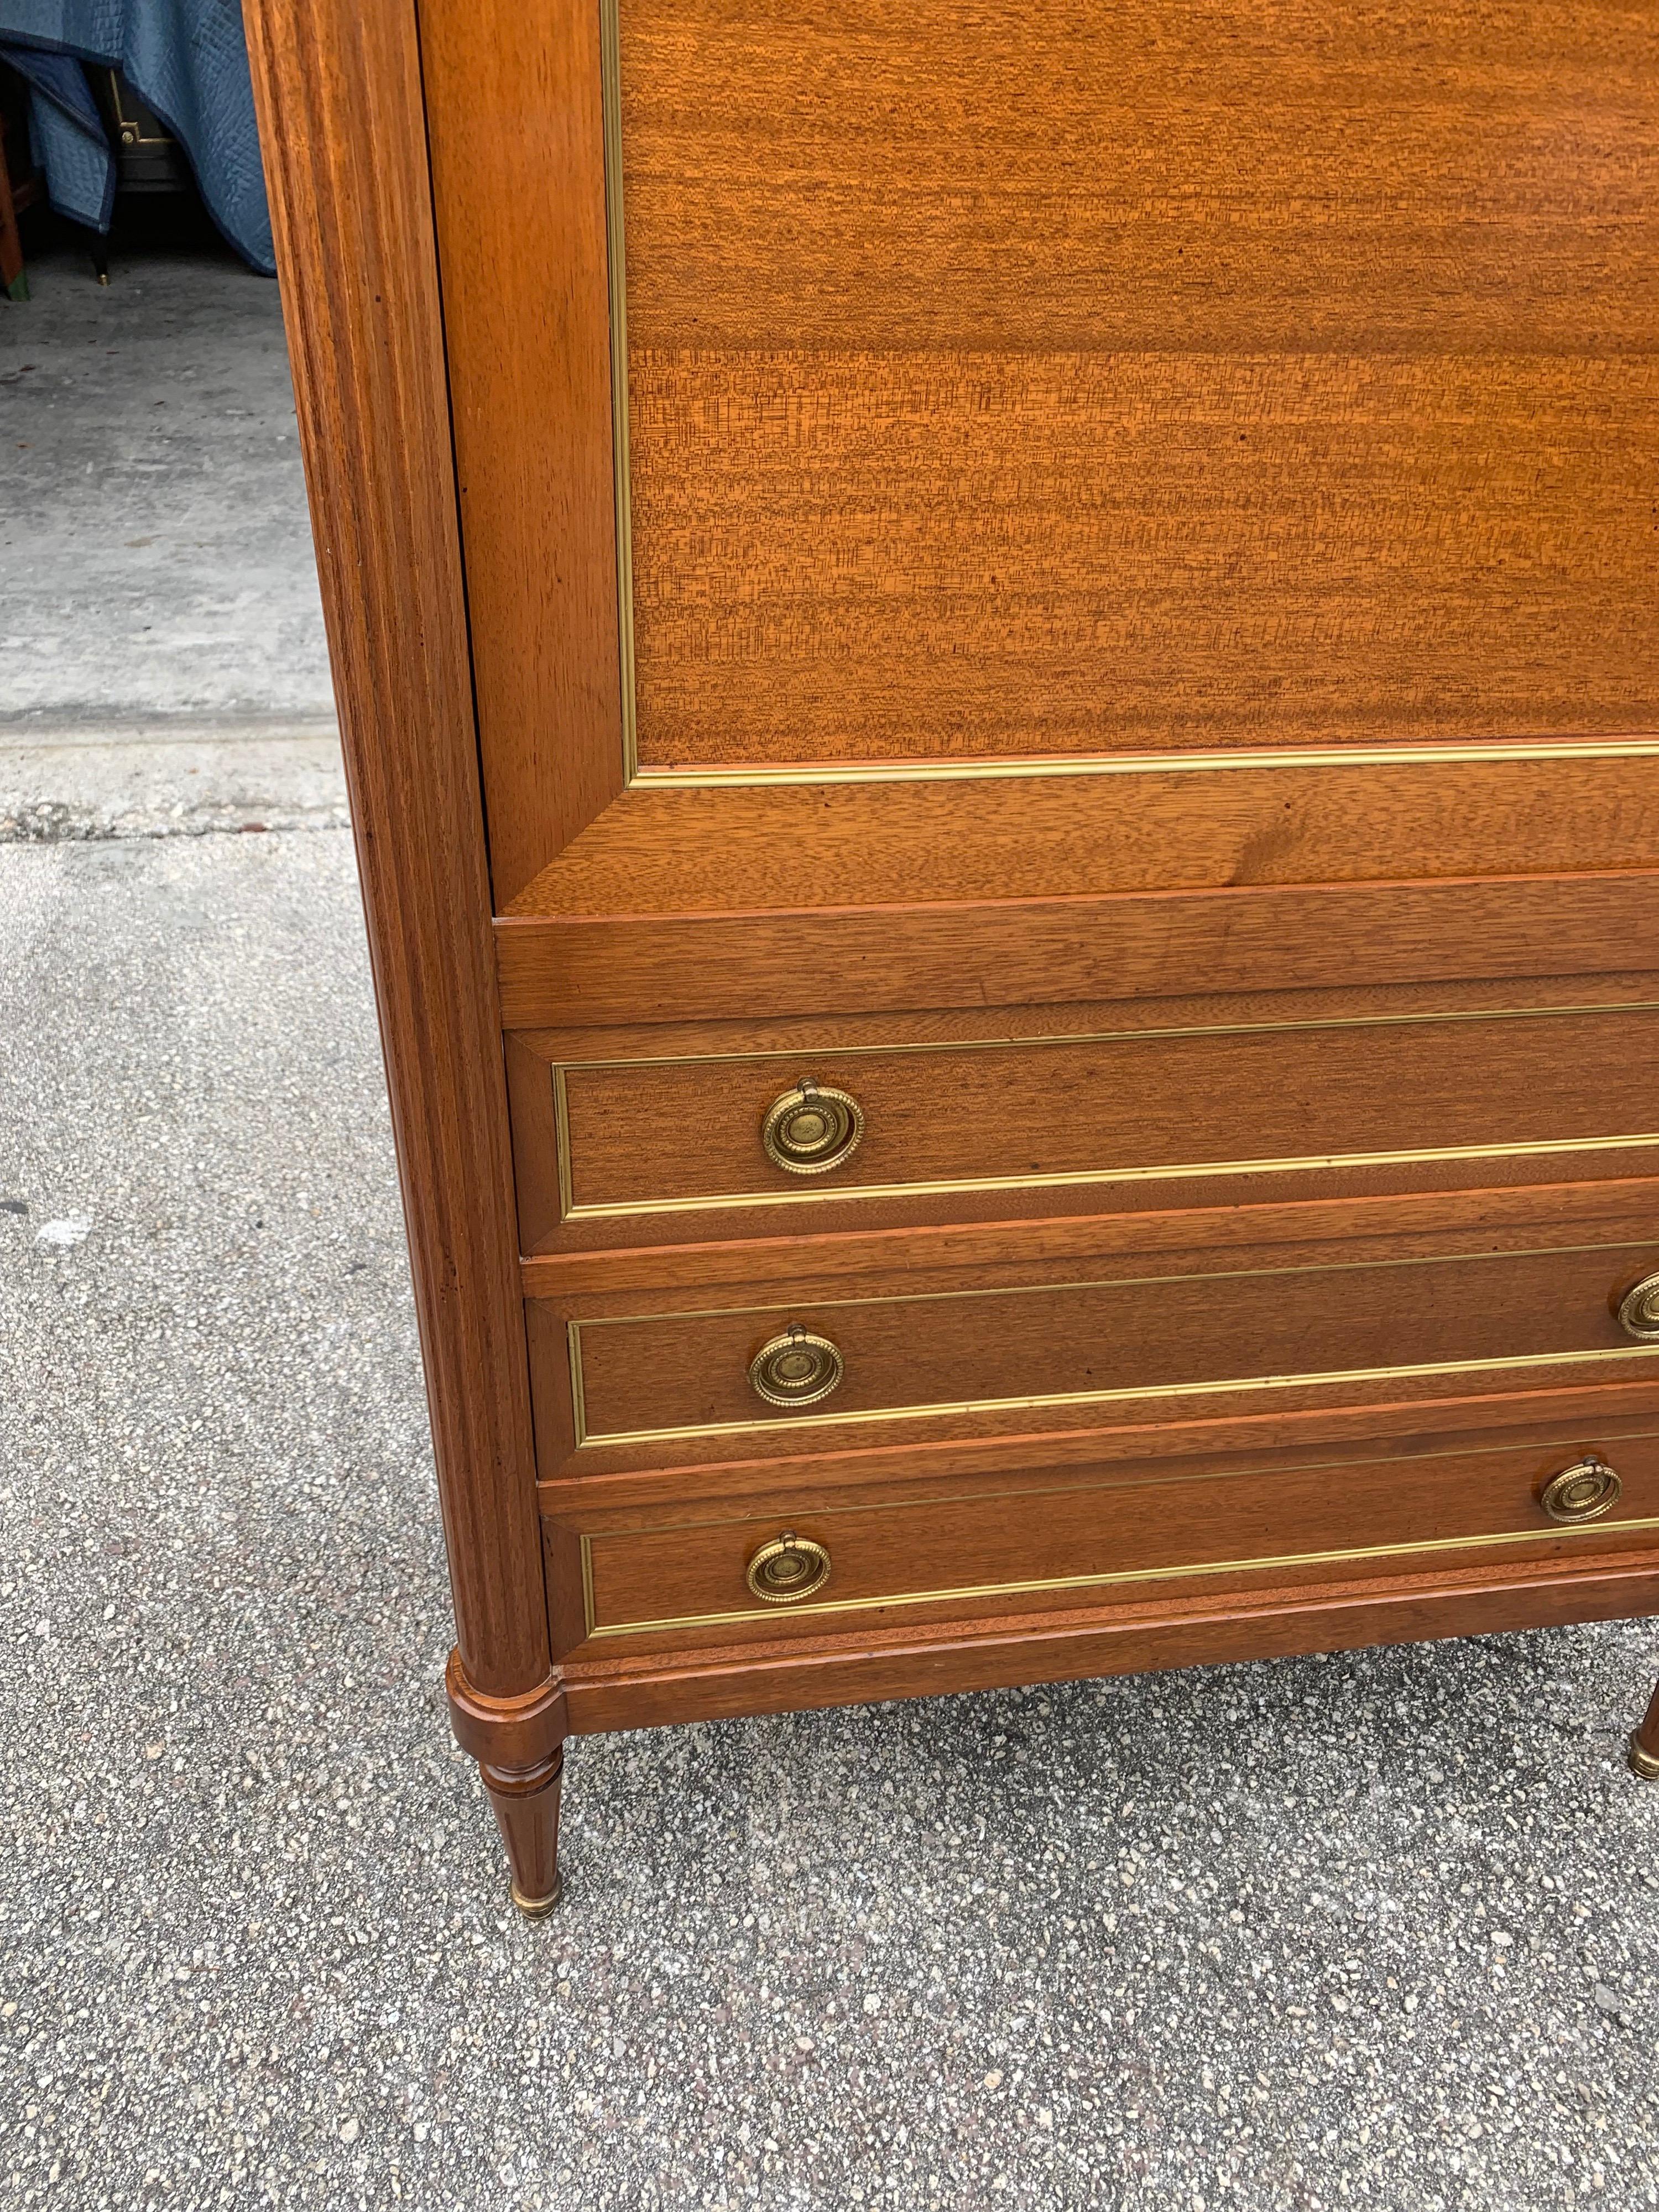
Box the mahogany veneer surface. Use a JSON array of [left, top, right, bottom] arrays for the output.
[[618, 0, 1659, 770]]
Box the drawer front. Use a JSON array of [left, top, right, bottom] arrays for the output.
[[552, 1003, 1659, 1223], [574, 1432, 1659, 1644], [569, 1241, 1659, 1451]]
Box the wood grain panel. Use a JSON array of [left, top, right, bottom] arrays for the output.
[[495, 871, 1659, 1029], [578, 1431, 1659, 1644], [571, 1239, 1659, 1448], [555, 1002, 1659, 1218], [417, 0, 623, 902], [617, 0, 1659, 770], [628, 355, 1659, 769]]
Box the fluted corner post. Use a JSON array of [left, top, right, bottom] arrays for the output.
[[244, 0, 560, 1897]]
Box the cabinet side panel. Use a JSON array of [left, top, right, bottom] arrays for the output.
[[244, 0, 550, 1692]]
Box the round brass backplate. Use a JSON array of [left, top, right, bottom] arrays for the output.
[[748, 1326, 844, 1409], [761, 1081, 865, 1177], [1616, 1271, 1659, 1342], [746, 1530, 832, 1605], [1539, 1457, 1623, 1525]]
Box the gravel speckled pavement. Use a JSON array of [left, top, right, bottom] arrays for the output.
[[3, 833, 1659, 2211]]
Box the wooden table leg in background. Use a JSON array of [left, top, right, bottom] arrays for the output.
[[0, 92, 38, 301], [1632, 1681, 1659, 1781]]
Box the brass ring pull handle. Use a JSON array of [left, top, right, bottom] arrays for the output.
[[761, 1080, 864, 1177], [748, 1325, 844, 1409], [746, 1530, 832, 1605], [1538, 1457, 1623, 1525], [1616, 1271, 1659, 1342]]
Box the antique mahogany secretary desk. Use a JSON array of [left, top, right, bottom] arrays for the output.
[[243, 0, 1659, 1911]]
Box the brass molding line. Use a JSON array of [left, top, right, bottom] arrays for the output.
[[599, 0, 638, 782], [550, 997, 1659, 1074], [562, 1424, 1659, 1541], [580, 1515, 1659, 1639], [560, 1131, 1659, 1224], [633, 738, 1659, 790], [570, 1342, 1659, 1451], [572, 1235, 1659, 1332]]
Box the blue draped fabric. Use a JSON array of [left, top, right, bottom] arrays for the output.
[[0, 44, 114, 232], [0, 0, 273, 273]]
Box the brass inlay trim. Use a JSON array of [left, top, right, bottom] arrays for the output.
[[565, 1132, 1659, 1224], [634, 738, 1659, 791], [599, 0, 638, 781], [581, 1514, 1659, 1639], [573, 1342, 1659, 1451], [580, 1525, 597, 1636], [578, 1238, 1658, 1332], [547, 998, 1659, 1222], [577, 1426, 1659, 1540], [552, 1063, 577, 1220]]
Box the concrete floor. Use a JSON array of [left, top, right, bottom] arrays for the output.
[[3, 242, 1659, 2212], [2, 240, 333, 732]]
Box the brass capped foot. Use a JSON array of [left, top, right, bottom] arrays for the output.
[[1630, 1736, 1659, 1783], [511, 1871, 565, 1917]]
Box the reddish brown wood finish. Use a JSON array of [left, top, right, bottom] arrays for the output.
[[572, 1430, 1659, 1650], [507, 757, 1659, 915], [615, 0, 1659, 772], [481, 1754, 566, 1912], [558, 1556, 1659, 1734], [551, 1000, 1659, 1222], [568, 1239, 1659, 1458], [494, 872, 1659, 1030], [243, 0, 560, 1881], [416, 0, 623, 905], [244, 0, 1659, 1910]]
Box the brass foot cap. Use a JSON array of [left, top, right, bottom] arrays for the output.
[[1630, 1737, 1659, 1783], [511, 1871, 564, 1917]]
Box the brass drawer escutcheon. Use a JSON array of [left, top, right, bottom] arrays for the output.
[[1617, 1271, 1659, 1342], [761, 1080, 864, 1176], [745, 1531, 832, 1605], [1538, 1457, 1622, 1525], [748, 1326, 844, 1408]]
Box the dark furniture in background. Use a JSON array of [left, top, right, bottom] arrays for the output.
[[0, 59, 40, 296]]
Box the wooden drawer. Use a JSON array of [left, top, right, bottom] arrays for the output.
[[567, 1430, 1659, 1648], [565, 1238, 1659, 1456], [544, 1000, 1659, 1227]]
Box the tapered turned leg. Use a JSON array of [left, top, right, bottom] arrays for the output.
[[446, 1655, 567, 1916], [1632, 1683, 1659, 1782], [481, 1750, 565, 1914]]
